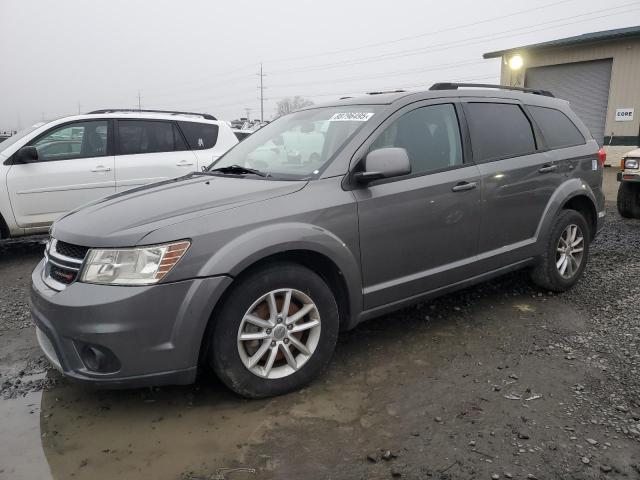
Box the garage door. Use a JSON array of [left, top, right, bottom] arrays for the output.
[[525, 59, 612, 145]]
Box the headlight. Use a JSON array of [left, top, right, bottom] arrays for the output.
[[624, 158, 639, 169], [79, 240, 190, 285]]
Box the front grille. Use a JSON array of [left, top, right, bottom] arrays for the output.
[[55, 240, 89, 260], [43, 238, 88, 290], [49, 264, 78, 284]]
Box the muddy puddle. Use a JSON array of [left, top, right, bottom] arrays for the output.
[[1, 389, 52, 479], [3, 291, 638, 480], [2, 357, 367, 479]]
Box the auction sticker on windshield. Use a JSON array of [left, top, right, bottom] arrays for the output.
[[329, 112, 374, 121]]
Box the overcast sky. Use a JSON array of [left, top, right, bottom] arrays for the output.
[[1, 0, 639, 130]]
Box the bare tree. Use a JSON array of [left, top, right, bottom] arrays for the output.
[[275, 96, 314, 117]]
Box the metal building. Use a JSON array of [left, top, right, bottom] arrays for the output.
[[483, 26, 640, 165]]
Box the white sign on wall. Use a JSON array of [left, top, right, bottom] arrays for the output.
[[615, 108, 634, 122]]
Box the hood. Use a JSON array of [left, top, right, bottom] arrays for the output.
[[624, 148, 640, 158], [52, 174, 306, 247]]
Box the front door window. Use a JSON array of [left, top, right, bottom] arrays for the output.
[[33, 121, 108, 161]]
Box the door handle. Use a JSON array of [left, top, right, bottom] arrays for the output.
[[176, 160, 194, 167], [538, 164, 558, 173], [91, 166, 112, 172], [451, 181, 478, 192]]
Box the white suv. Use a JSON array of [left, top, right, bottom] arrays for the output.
[[0, 109, 238, 239]]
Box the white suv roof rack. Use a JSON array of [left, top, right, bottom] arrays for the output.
[[87, 109, 217, 120]]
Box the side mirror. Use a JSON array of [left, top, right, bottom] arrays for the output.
[[15, 146, 39, 164], [353, 147, 411, 184]]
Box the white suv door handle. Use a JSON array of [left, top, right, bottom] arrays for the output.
[[176, 160, 194, 167], [91, 166, 112, 172]]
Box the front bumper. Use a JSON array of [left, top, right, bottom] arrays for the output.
[[617, 172, 640, 183], [31, 260, 232, 388]]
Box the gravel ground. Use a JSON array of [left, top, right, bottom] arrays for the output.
[[0, 203, 639, 480]]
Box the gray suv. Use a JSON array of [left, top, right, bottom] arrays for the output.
[[31, 83, 606, 398]]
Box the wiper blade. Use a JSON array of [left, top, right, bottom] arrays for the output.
[[208, 164, 268, 177]]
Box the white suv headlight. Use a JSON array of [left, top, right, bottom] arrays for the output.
[[624, 158, 639, 169], [79, 240, 190, 285]]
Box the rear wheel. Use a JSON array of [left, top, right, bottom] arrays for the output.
[[209, 262, 339, 398], [617, 182, 640, 218], [530, 209, 590, 292]]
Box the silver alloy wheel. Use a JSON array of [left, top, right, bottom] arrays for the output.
[[555, 224, 584, 279], [237, 288, 321, 379]]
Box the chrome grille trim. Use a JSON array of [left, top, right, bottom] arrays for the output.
[[49, 239, 86, 267], [43, 238, 89, 290]]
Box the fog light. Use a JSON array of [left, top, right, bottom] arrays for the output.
[[80, 344, 120, 373]]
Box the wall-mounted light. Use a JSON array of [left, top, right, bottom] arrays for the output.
[[508, 54, 524, 70]]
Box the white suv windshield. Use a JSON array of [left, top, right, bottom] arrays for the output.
[[209, 106, 381, 179], [0, 123, 45, 154]]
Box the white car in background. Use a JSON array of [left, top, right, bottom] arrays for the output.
[[0, 109, 238, 240]]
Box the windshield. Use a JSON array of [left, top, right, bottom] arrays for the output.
[[209, 105, 382, 179], [0, 123, 45, 154]]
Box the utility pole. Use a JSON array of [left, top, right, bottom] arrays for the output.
[[77, 102, 82, 114], [137, 90, 142, 111], [244, 108, 251, 122], [257, 63, 266, 122]]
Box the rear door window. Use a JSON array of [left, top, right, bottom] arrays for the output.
[[528, 106, 585, 149], [117, 120, 187, 155], [464, 103, 536, 162], [178, 122, 219, 150]]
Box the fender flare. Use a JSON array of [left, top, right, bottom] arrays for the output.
[[534, 178, 598, 245], [197, 222, 363, 328]]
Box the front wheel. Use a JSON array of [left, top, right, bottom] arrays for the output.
[[209, 262, 339, 398], [530, 209, 590, 292], [617, 182, 640, 218]]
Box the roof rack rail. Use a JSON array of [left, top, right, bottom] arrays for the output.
[[429, 82, 554, 97], [366, 89, 406, 95], [87, 109, 217, 120]]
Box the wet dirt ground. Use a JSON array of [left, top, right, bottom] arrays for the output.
[[1, 174, 639, 480]]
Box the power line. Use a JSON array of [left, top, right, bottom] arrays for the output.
[[129, 1, 579, 101], [268, 59, 488, 89], [269, 2, 640, 74], [127, 2, 572, 100], [133, 2, 636, 106], [145, 0, 635, 107], [141, 62, 259, 96], [265, 0, 575, 64], [287, 73, 501, 101]]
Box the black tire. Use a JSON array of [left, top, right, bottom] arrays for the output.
[[530, 209, 590, 292], [209, 262, 339, 398], [617, 182, 640, 219]]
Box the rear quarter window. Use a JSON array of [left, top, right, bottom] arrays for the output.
[[528, 106, 585, 149], [178, 122, 219, 150], [464, 103, 536, 163]]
